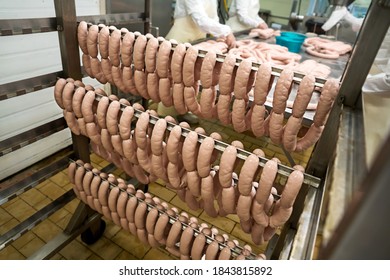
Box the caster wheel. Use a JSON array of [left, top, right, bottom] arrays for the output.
[[81, 219, 106, 245]]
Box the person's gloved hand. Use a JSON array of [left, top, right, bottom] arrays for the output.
[[225, 33, 236, 49], [257, 22, 268, 30], [344, 12, 364, 32], [322, 6, 348, 31]]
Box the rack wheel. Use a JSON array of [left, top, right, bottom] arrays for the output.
[[80, 219, 106, 245]]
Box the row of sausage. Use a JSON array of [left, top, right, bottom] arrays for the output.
[[68, 160, 266, 260], [54, 78, 305, 245], [77, 22, 340, 152]]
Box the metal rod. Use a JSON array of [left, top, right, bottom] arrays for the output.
[[77, 12, 146, 26], [0, 17, 57, 36], [93, 93, 321, 188], [70, 159, 258, 260]]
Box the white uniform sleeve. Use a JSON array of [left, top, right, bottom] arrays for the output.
[[236, 0, 264, 28], [185, 0, 232, 37]]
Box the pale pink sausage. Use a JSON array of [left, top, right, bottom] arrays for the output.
[[313, 78, 339, 127], [133, 35, 147, 71], [268, 111, 285, 144], [166, 125, 182, 164], [184, 86, 201, 115], [86, 25, 98, 58], [201, 170, 218, 217], [82, 54, 94, 78], [101, 59, 113, 84], [121, 31, 135, 67], [273, 68, 294, 113], [171, 43, 186, 83], [62, 82, 75, 112], [81, 90, 95, 123], [183, 46, 198, 87], [166, 220, 183, 249], [134, 111, 150, 150], [154, 212, 170, 244], [295, 124, 324, 152], [172, 83, 187, 115], [182, 131, 199, 172], [150, 118, 167, 156], [191, 230, 207, 260], [77, 21, 89, 54], [232, 99, 248, 133], [221, 183, 237, 214], [270, 170, 303, 228], [72, 87, 85, 118], [291, 75, 316, 118], [122, 66, 138, 95], [197, 137, 215, 178], [63, 110, 80, 135], [219, 145, 237, 188], [106, 100, 121, 135], [125, 196, 138, 236], [306, 46, 339, 59], [54, 78, 67, 109], [282, 116, 302, 152], [253, 62, 273, 105], [238, 154, 259, 196], [119, 106, 134, 140], [179, 225, 195, 260], [251, 105, 267, 137], [234, 59, 254, 100], [108, 187, 121, 226], [217, 94, 232, 125], [97, 96, 109, 129], [218, 53, 237, 96], [98, 26, 110, 59]]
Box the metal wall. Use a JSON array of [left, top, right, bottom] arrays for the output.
[[107, 0, 173, 36]]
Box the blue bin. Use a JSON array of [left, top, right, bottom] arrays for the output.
[[276, 32, 307, 53]]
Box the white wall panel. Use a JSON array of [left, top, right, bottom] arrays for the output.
[[0, 0, 102, 178]]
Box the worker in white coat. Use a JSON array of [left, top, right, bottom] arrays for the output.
[[159, 0, 235, 123], [165, 0, 236, 47], [225, 0, 268, 32]]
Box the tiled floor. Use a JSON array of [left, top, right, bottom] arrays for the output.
[[0, 118, 313, 260]]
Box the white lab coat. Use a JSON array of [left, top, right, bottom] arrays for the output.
[[226, 0, 265, 32], [165, 0, 231, 43]]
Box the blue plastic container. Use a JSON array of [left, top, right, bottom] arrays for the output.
[[276, 32, 307, 53], [280, 31, 307, 43]]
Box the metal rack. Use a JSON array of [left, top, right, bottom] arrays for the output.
[[0, 0, 151, 260]]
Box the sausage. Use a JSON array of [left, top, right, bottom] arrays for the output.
[[106, 100, 121, 135], [291, 75, 316, 118], [238, 154, 259, 196], [268, 111, 285, 145], [154, 212, 170, 245], [108, 187, 121, 226], [273, 68, 294, 113], [253, 62, 273, 105], [236, 188, 255, 230], [182, 131, 199, 172], [157, 40, 173, 106], [134, 201, 150, 245], [232, 98, 248, 133], [98, 25, 109, 59], [62, 82, 75, 112], [121, 31, 135, 67], [282, 116, 302, 152], [191, 228, 208, 260], [145, 207, 162, 247], [306, 45, 340, 59], [295, 124, 324, 152], [133, 35, 149, 99], [221, 182, 237, 214], [71, 87, 85, 119], [134, 111, 150, 150], [96, 96, 109, 129], [269, 170, 303, 228], [166, 125, 182, 164], [234, 59, 254, 101], [218, 53, 237, 96], [63, 110, 80, 135], [313, 79, 339, 127], [77, 21, 89, 54], [82, 169, 94, 204], [200, 51, 219, 119], [119, 106, 134, 140], [184, 188, 201, 210], [144, 37, 160, 102], [86, 25, 99, 58], [123, 132, 138, 164], [216, 94, 232, 125], [218, 145, 237, 188], [171, 43, 186, 84], [183, 46, 198, 87], [197, 137, 215, 178], [184, 85, 201, 115], [54, 78, 67, 109], [80, 90, 95, 123], [166, 219, 184, 249], [201, 170, 218, 217], [179, 224, 196, 260]]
